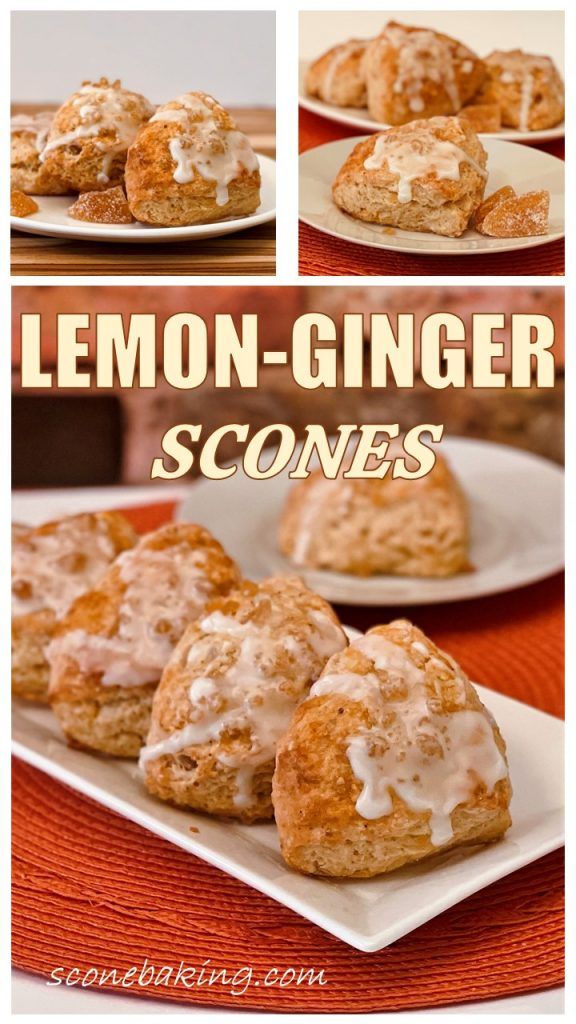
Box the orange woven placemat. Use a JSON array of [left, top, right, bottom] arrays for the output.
[[299, 108, 565, 277], [12, 501, 565, 1011]]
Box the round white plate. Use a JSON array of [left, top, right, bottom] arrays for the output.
[[299, 137, 564, 255], [176, 436, 564, 606], [299, 62, 566, 144], [11, 154, 275, 243]]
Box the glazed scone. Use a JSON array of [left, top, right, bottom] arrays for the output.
[[273, 621, 512, 877], [332, 116, 487, 237], [279, 454, 470, 577], [125, 91, 261, 226], [48, 523, 241, 758], [364, 22, 486, 126], [140, 576, 348, 822], [480, 50, 564, 132], [11, 112, 69, 195], [39, 78, 154, 192], [12, 512, 137, 702], [305, 39, 370, 108]]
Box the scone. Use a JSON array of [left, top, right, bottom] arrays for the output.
[[305, 39, 370, 108], [11, 112, 69, 195], [12, 512, 137, 702], [480, 50, 564, 132], [125, 91, 261, 226], [273, 621, 512, 877], [140, 576, 348, 822], [39, 78, 154, 192], [279, 454, 471, 577], [364, 22, 486, 125], [332, 116, 487, 237], [48, 523, 241, 758]]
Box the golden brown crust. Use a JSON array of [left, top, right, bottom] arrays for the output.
[[272, 621, 512, 877], [479, 50, 564, 131], [332, 116, 487, 238], [125, 92, 261, 226], [364, 22, 486, 126], [11, 511, 137, 703], [48, 523, 241, 756], [305, 40, 369, 108], [10, 112, 70, 195], [279, 453, 471, 577], [40, 78, 154, 193], [142, 576, 348, 822]]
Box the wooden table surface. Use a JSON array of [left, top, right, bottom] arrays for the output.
[[11, 105, 276, 277]]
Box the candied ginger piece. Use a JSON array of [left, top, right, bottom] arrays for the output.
[[11, 190, 39, 217], [458, 103, 501, 133], [478, 189, 550, 237], [68, 185, 133, 224], [471, 186, 516, 230]]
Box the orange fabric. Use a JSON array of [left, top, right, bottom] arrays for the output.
[[12, 501, 564, 1011], [299, 108, 565, 277]]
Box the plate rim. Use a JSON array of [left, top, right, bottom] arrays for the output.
[[11, 153, 276, 244], [11, 682, 565, 953], [299, 135, 565, 255]]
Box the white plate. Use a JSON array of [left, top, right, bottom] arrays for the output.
[[299, 62, 566, 145], [12, 684, 564, 953], [11, 155, 275, 243], [177, 437, 564, 607], [299, 137, 564, 255]]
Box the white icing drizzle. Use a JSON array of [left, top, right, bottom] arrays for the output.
[[383, 25, 463, 113], [321, 40, 367, 103], [139, 589, 347, 809], [11, 111, 53, 152], [364, 123, 487, 203], [12, 517, 117, 620], [167, 122, 258, 205], [311, 629, 508, 846], [39, 82, 154, 183], [47, 539, 225, 687]]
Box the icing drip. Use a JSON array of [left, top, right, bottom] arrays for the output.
[[139, 593, 347, 809], [12, 518, 117, 620], [364, 125, 487, 203], [311, 630, 508, 846], [384, 25, 463, 113], [168, 122, 258, 205], [11, 111, 53, 152], [322, 40, 367, 103], [47, 541, 222, 686]]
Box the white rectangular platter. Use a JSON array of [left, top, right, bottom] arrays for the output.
[[12, 685, 564, 952]]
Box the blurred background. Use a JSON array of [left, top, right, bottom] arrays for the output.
[[12, 286, 564, 490], [11, 10, 275, 108]]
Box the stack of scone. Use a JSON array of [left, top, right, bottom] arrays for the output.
[[12, 459, 514, 879], [11, 80, 261, 227], [305, 21, 564, 134]]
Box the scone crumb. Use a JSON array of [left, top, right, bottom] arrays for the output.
[[11, 190, 39, 217], [68, 185, 134, 224]]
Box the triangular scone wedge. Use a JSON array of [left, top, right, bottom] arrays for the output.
[[272, 621, 512, 877]]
